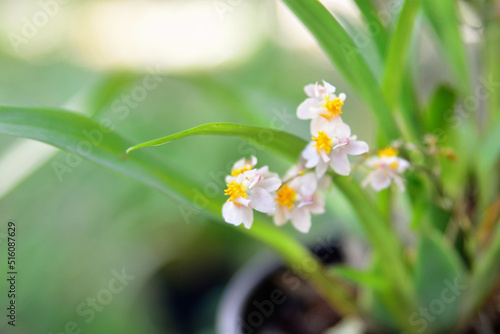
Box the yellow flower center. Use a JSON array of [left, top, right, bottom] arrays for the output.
[[320, 96, 343, 120], [378, 147, 398, 157], [312, 131, 333, 154], [275, 185, 297, 209], [224, 181, 247, 203], [390, 161, 399, 170], [231, 164, 253, 177]]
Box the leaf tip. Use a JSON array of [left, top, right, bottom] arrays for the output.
[[125, 146, 136, 154]]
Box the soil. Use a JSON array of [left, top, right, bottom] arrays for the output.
[[240, 241, 347, 334]]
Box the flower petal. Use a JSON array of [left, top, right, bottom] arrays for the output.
[[370, 171, 392, 191], [304, 84, 317, 97], [250, 187, 276, 213], [302, 143, 320, 168], [344, 140, 369, 156], [234, 196, 251, 207], [396, 158, 410, 173], [330, 150, 351, 176], [308, 194, 326, 214], [258, 176, 282, 192], [331, 119, 351, 138], [299, 172, 318, 197], [241, 206, 254, 229], [311, 116, 334, 136], [297, 98, 317, 119], [222, 201, 244, 226], [315, 160, 328, 177], [291, 208, 312, 233], [273, 206, 289, 226], [322, 80, 336, 94]]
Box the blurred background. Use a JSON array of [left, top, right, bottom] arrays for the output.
[[0, 0, 482, 333]]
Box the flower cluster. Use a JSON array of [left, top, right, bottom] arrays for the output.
[[222, 81, 410, 233]]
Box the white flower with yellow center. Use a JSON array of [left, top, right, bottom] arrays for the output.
[[297, 80, 348, 135], [301, 125, 369, 177], [225, 156, 257, 183], [273, 170, 330, 233], [362, 147, 410, 191], [222, 166, 281, 229]]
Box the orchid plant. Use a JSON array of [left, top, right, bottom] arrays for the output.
[[1, 0, 499, 333]]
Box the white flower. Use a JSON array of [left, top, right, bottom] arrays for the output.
[[297, 80, 347, 135], [225, 156, 257, 183], [273, 171, 330, 233], [362, 147, 410, 191], [301, 124, 369, 177], [222, 166, 281, 229]]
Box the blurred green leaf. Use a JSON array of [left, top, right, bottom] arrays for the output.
[[281, 0, 400, 142], [424, 84, 457, 132], [414, 228, 466, 332], [328, 265, 386, 289], [352, 0, 388, 57], [126, 122, 306, 157], [467, 216, 500, 317], [0, 106, 210, 209], [382, 0, 421, 107], [485, 17, 500, 125], [423, 0, 469, 93], [382, 0, 422, 142], [87, 72, 143, 118]]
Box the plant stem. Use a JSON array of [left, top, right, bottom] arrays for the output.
[[334, 177, 418, 332]]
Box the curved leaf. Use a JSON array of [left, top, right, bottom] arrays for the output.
[[126, 122, 307, 156], [414, 228, 466, 332], [0, 105, 356, 314]]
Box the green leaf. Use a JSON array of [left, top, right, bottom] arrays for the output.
[[422, 0, 469, 93], [414, 227, 466, 332], [126, 122, 306, 157], [476, 118, 500, 213], [381, 0, 422, 142], [352, 0, 388, 57], [86, 72, 143, 118], [328, 265, 387, 289], [280, 0, 400, 142], [382, 0, 422, 107], [466, 217, 500, 317], [0, 106, 207, 208], [0, 106, 356, 315], [424, 84, 457, 132]]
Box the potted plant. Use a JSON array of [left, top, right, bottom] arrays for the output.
[[0, 0, 499, 333]]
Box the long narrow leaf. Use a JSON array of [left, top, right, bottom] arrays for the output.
[[126, 122, 306, 156], [381, 0, 422, 142], [352, 0, 388, 57], [0, 106, 356, 314], [422, 0, 469, 94]]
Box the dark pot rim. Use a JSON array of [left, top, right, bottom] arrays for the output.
[[216, 253, 280, 334]]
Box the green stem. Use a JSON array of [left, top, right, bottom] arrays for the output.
[[334, 177, 417, 332]]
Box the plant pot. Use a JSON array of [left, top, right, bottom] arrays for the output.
[[216, 240, 349, 334], [216, 238, 500, 334]]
